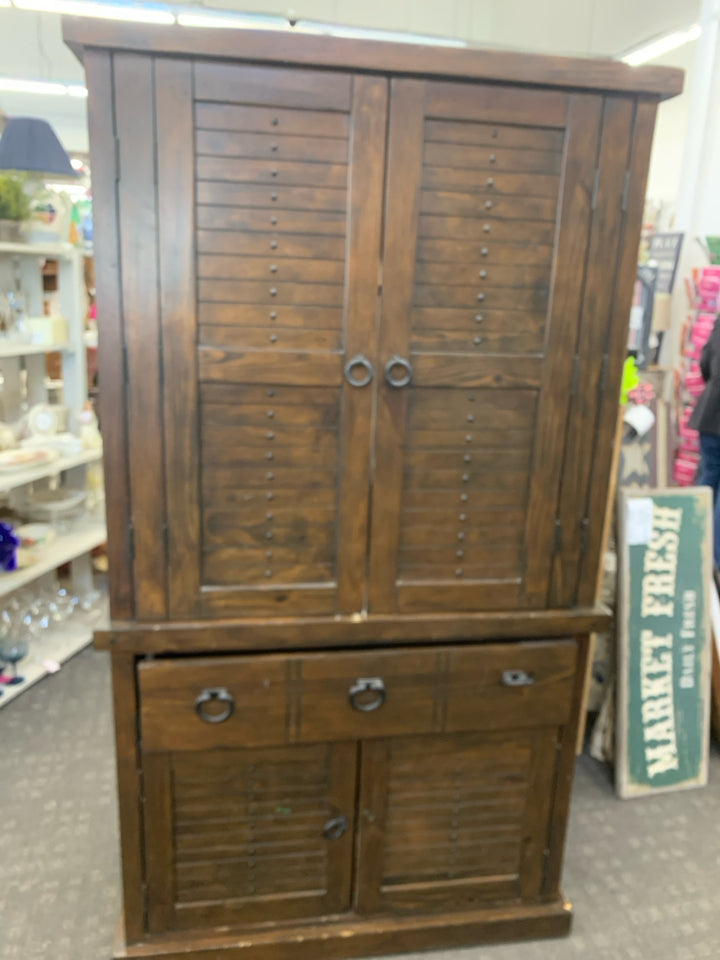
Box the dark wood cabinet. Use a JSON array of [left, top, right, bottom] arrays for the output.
[[65, 16, 681, 960]]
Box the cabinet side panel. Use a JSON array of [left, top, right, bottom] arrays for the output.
[[115, 52, 168, 620], [85, 49, 133, 619], [156, 58, 200, 618], [110, 652, 146, 942], [576, 100, 658, 606], [550, 96, 635, 607]]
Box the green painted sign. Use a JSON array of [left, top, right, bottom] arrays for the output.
[[617, 489, 712, 798]]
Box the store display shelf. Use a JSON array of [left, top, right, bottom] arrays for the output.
[[0, 241, 77, 260], [0, 448, 102, 494], [0, 596, 109, 709], [0, 341, 70, 358], [0, 518, 107, 598]]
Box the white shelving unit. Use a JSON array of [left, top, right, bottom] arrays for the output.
[[0, 241, 105, 702], [0, 448, 102, 494], [0, 517, 107, 598], [0, 596, 109, 709]]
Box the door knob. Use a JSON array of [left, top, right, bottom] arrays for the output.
[[344, 354, 374, 387], [501, 669, 535, 687], [384, 355, 413, 388], [348, 677, 387, 711], [194, 687, 235, 723], [322, 815, 349, 840]]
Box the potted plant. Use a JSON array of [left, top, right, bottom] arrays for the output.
[[0, 174, 30, 242]]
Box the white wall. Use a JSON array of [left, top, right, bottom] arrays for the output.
[[646, 41, 698, 214]]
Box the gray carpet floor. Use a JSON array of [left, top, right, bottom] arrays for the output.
[[1, 648, 719, 960]]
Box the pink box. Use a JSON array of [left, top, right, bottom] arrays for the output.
[[674, 458, 699, 485]]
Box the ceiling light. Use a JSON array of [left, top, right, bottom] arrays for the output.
[[177, 11, 285, 30], [0, 1, 11, 7], [0, 77, 68, 95], [621, 23, 701, 66], [11, 0, 175, 25], [67, 85, 88, 97]]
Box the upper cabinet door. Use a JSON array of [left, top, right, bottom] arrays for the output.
[[368, 79, 604, 614], [151, 61, 387, 619]]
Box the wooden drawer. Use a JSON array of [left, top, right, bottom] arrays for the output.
[[138, 640, 577, 752]]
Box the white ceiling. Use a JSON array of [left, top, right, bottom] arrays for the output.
[[0, 0, 702, 153]]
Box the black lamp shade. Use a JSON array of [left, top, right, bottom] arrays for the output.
[[0, 117, 76, 177]]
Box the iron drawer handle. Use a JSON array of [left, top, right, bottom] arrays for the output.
[[322, 814, 349, 840], [349, 677, 387, 712], [194, 687, 235, 723], [344, 354, 374, 387], [385, 355, 413, 388], [501, 670, 535, 687]]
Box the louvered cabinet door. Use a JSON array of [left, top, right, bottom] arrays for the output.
[[151, 60, 387, 619], [368, 79, 604, 613], [142, 742, 357, 933], [355, 729, 559, 914]]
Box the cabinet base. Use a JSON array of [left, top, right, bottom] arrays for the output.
[[115, 900, 572, 960]]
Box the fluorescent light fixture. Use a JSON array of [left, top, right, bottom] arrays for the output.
[[621, 23, 701, 66], [0, 77, 88, 96], [11, 0, 175, 25], [0, 77, 68, 95], [177, 11, 286, 30]]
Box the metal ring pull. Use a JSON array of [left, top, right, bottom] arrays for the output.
[[344, 354, 374, 387], [501, 669, 535, 687], [322, 815, 349, 840], [194, 687, 235, 723], [384, 355, 413, 388], [349, 677, 387, 712]]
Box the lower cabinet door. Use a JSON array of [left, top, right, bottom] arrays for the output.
[[142, 741, 357, 932], [355, 729, 559, 913]]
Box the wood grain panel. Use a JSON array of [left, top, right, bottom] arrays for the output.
[[425, 119, 565, 151], [197, 129, 348, 163], [199, 303, 342, 329], [142, 742, 357, 930], [417, 238, 553, 265], [576, 100, 658, 606], [411, 307, 547, 332], [410, 329, 544, 354], [411, 355, 543, 389], [196, 206, 346, 235], [198, 349, 343, 385], [84, 50, 132, 620], [196, 102, 349, 137], [200, 325, 341, 352], [198, 255, 345, 283], [423, 166, 559, 196], [115, 53, 167, 620], [420, 189, 556, 220], [197, 228, 345, 260], [417, 216, 554, 244], [425, 81, 569, 126], [424, 142, 562, 174], [157, 58, 199, 618], [551, 96, 634, 607], [368, 78, 425, 611], [521, 93, 603, 606], [197, 156, 348, 188], [197, 180, 347, 211], [194, 61, 352, 110], [336, 74, 388, 613], [414, 262, 550, 286], [413, 284, 548, 309], [198, 279, 344, 305]]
